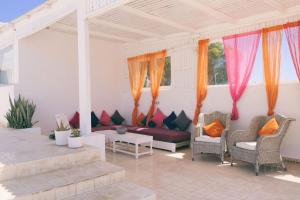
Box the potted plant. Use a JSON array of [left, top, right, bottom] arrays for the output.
[[68, 128, 82, 148], [5, 95, 40, 134], [55, 121, 71, 145]]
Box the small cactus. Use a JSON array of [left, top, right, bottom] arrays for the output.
[[70, 128, 80, 137]]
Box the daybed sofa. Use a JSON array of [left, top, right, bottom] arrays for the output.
[[92, 125, 191, 152], [70, 110, 191, 152]]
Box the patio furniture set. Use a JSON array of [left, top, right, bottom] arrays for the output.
[[191, 111, 295, 175], [68, 109, 192, 153]]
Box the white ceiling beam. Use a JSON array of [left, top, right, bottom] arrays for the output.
[[263, 0, 286, 13], [91, 31, 136, 42], [120, 6, 197, 33], [54, 22, 136, 42], [48, 27, 124, 42], [177, 0, 236, 23], [90, 19, 163, 38]]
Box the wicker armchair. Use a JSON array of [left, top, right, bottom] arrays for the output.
[[191, 111, 231, 163], [228, 114, 295, 176]]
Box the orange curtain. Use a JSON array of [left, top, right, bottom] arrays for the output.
[[146, 50, 167, 125], [193, 39, 209, 124], [262, 25, 283, 116], [128, 55, 148, 125]]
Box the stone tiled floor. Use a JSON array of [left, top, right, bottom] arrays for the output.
[[107, 147, 300, 200]]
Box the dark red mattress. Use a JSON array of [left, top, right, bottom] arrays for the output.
[[92, 125, 190, 143]]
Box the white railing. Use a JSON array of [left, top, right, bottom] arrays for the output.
[[86, 0, 119, 14]]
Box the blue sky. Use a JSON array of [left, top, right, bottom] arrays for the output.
[[0, 0, 46, 22], [250, 34, 297, 83]]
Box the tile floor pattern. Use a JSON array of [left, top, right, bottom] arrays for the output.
[[107, 148, 300, 200]]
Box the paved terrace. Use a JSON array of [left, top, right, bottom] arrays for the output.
[[107, 147, 300, 200]]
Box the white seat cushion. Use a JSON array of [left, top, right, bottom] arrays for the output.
[[236, 142, 257, 151], [195, 135, 220, 143]]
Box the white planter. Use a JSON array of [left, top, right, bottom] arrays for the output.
[[68, 136, 82, 148], [55, 130, 71, 145]]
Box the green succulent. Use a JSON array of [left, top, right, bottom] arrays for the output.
[[5, 95, 38, 129]]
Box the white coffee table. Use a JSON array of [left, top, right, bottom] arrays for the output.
[[96, 130, 153, 159]]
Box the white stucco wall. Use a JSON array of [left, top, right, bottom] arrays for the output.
[[120, 39, 300, 160], [14, 30, 122, 133], [15, 30, 79, 133], [0, 85, 14, 126], [90, 38, 123, 117]]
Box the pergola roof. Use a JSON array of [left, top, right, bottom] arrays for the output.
[[1, 0, 300, 45], [50, 0, 300, 43]]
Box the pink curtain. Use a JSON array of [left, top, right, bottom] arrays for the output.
[[284, 21, 300, 80], [223, 30, 261, 120]]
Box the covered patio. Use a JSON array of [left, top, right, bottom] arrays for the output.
[[1, 0, 298, 158]]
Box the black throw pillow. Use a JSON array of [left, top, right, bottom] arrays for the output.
[[148, 120, 157, 128], [141, 115, 156, 128], [163, 112, 177, 129], [141, 116, 148, 127], [91, 111, 100, 128], [173, 110, 191, 131], [111, 110, 125, 125]]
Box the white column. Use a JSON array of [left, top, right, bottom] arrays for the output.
[[77, 0, 91, 135]]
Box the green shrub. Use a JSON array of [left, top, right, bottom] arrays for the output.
[[5, 95, 38, 129]]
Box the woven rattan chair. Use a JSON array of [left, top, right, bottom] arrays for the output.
[[191, 111, 231, 163], [228, 114, 295, 176]]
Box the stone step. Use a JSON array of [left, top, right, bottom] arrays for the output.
[[0, 161, 125, 200], [0, 131, 102, 181], [64, 182, 156, 200]]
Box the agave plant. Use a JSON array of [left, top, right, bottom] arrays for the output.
[[5, 95, 38, 129]]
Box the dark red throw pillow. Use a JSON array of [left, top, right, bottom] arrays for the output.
[[69, 112, 80, 128], [100, 110, 111, 126]]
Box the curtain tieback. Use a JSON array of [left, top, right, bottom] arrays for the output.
[[233, 101, 237, 107], [151, 99, 158, 105], [196, 102, 202, 108]]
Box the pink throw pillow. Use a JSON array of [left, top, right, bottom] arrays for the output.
[[100, 110, 111, 126], [152, 108, 166, 127]]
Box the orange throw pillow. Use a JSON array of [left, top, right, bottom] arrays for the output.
[[203, 120, 225, 138], [259, 117, 279, 136]]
